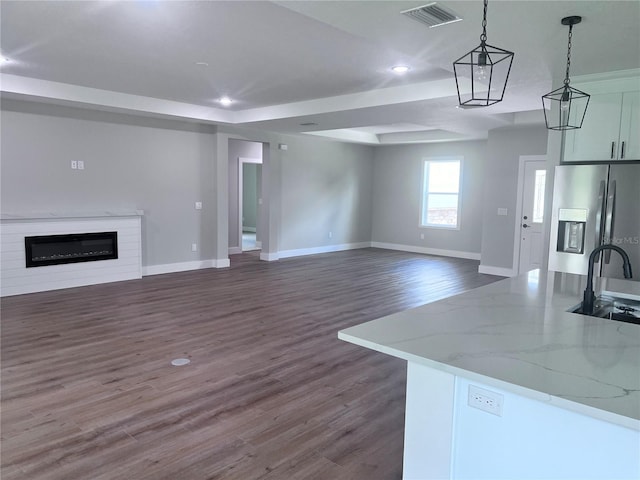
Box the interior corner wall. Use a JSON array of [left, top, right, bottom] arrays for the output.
[[480, 125, 549, 272], [0, 99, 217, 269], [278, 136, 374, 252], [227, 138, 263, 250], [371, 140, 486, 257]]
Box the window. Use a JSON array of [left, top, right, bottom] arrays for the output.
[[421, 159, 461, 229], [532, 169, 546, 223]]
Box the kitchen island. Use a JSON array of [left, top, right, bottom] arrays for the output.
[[339, 270, 640, 480]]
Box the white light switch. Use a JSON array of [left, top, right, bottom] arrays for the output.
[[497, 208, 508, 216], [195, 202, 202, 210], [71, 161, 77, 169], [191, 243, 197, 252]]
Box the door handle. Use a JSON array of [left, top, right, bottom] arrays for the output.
[[604, 180, 616, 264], [522, 224, 530, 229], [621, 141, 626, 159], [595, 180, 606, 249], [611, 141, 616, 159]]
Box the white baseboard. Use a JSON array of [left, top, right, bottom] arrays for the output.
[[371, 242, 481, 261], [478, 265, 516, 277], [214, 258, 230, 268], [260, 252, 279, 261], [278, 242, 370, 260], [143, 258, 228, 276], [228, 246, 242, 255]]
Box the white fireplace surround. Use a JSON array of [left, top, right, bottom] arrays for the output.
[[1, 211, 143, 297]]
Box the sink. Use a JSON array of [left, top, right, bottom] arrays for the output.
[[570, 294, 640, 325]]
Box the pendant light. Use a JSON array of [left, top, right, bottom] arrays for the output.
[[453, 0, 514, 107], [542, 16, 590, 131]]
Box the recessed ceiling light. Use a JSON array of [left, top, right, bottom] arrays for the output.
[[219, 96, 232, 106], [195, 62, 209, 67], [391, 65, 410, 74]]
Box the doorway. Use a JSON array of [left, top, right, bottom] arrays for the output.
[[514, 155, 547, 274], [239, 157, 262, 252]]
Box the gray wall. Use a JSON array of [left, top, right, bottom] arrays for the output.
[[480, 125, 549, 270], [1, 100, 374, 267], [2, 98, 549, 271], [371, 140, 486, 256], [1, 100, 217, 267], [279, 136, 374, 251], [227, 138, 262, 249]]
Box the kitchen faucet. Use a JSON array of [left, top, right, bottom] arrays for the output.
[[582, 244, 633, 315]]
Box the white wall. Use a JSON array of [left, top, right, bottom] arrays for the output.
[[371, 141, 486, 258]]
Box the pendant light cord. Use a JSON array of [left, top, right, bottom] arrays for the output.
[[564, 24, 573, 86], [480, 0, 488, 45]]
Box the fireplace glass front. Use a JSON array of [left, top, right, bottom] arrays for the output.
[[25, 232, 118, 268]]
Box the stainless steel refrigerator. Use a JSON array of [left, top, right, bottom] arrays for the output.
[[548, 163, 640, 279]]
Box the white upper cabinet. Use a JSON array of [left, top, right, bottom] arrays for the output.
[[563, 91, 639, 162], [619, 91, 639, 160]]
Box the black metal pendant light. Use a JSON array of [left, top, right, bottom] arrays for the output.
[[453, 0, 514, 107], [542, 16, 590, 131]]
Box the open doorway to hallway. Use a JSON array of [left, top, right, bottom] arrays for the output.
[[240, 160, 262, 252], [228, 138, 264, 255]]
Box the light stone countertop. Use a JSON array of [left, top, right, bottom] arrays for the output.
[[339, 270, 640, 430]]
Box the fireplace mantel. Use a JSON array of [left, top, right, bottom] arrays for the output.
[[1, 210, 144, 221]]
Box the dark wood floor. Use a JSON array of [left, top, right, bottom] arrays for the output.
[[1, 248, 501, 480]]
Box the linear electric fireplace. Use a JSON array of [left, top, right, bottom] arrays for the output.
[[25, 232, 118, 268]]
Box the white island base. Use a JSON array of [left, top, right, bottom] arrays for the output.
[[404, 363, 638, 480], [339, 270, 640, 480]]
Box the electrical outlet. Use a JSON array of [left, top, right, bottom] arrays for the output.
[[328, 231, 332, 239], [77, 160, 85, 170], [468, 385, 503, 416], [195, 202, 202, 210], [191, 243, 197, 252], [420, 233, 425, 240], [71, 161, 77, 169]]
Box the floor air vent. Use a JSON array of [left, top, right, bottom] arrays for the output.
[[401, 2, 462, 28]]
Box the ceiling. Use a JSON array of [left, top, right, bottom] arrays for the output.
[[1, 1, 639, 145]]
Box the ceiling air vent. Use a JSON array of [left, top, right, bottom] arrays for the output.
[[401, 2, 462, 28]]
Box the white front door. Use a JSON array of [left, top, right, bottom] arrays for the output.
[[518, 160, 547, 273]]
